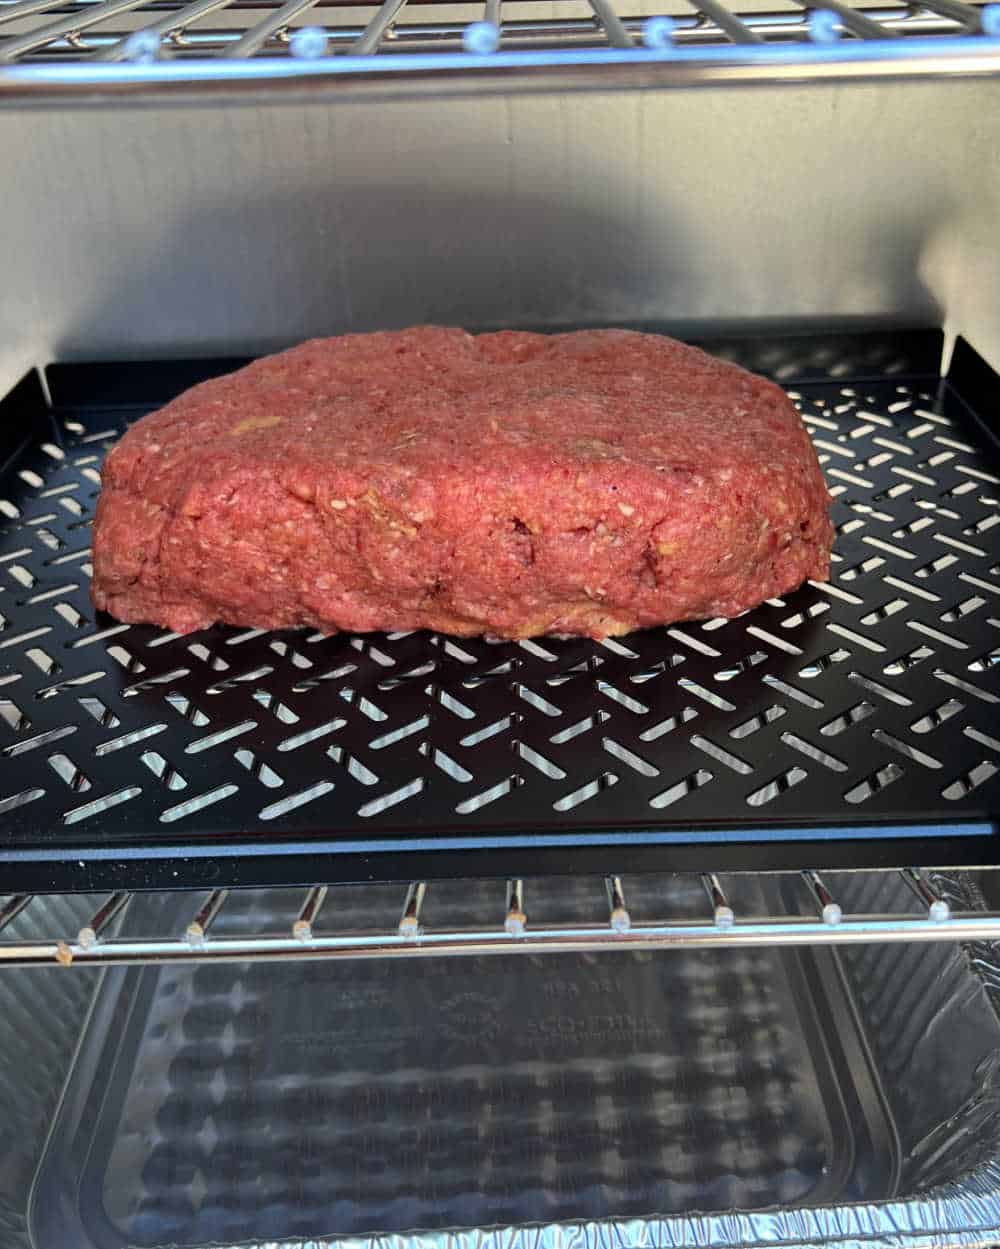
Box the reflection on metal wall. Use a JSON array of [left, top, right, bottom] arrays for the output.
[[1, 78, 998, 396]]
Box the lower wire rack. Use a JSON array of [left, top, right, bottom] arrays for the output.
[[2, 868, 998, 967]]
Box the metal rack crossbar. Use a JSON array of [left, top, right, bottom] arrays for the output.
[[2, 868, 997, 967], [1, 0, 999, 92]]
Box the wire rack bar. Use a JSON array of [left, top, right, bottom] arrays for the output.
[[221, 0, 319, 56], [0, 0, 148, 61], [803, 869, 844, 926], [903, 867, 952, 921], [93, 0, 236, 59], [2, 3, 995, 74], [505, 878, 526, 935], [293, 884, 328, 940], [398, 880, 426, 937], [5, 31, 999, 96], [788, 0, 894, 39], [701, 873, 735, 928], [919, 0, 983, 26], [584, 0, 631, 48], [76, 890, 130, 949], [3, 867, 994, 968], [0, 0, 974, 26], [185, 888, 228, 946], [0, 0, 64, 27], [0, 894, 31, 935], [8, 914, 1000, 967], [14, 10, 983, 50], [0, 14, 983, 59], [7, 0, 990, 70], [350, 0, 407, 55], [0, 0, 63, 29], [686, 0, 762, 45], [606, 874, 632, 932]]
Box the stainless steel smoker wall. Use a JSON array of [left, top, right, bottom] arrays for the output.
[[1, 78, 998, 398]]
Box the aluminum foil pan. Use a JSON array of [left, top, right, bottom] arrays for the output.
[[3, 872, 997, 1249]]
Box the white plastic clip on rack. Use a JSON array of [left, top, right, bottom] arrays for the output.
[[1, 868, 998, 968]]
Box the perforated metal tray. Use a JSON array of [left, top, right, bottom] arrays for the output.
[[0, 329, 997, 892]]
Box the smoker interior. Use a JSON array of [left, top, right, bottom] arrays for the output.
[[2, 24, 1000, 1249]]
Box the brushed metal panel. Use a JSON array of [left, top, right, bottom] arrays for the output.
[[0, 79, 997, 394]]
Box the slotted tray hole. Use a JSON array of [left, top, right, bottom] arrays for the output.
[[848, 672, 912, 707], [798, 648, 850, 680], [554, 771, 618, 812], [360, 777, 424, 818], [746, 766, 807, 807], [141, 750, 187, 791], [372, 715, 431, 749], [79, 696, 120, 728], [715, 650, 767, 682], [185, 721, 257, 755], [844, 763, 904, 805], [64, 786, 142, 824], [870, 728, 941, 770], [0, 697, 30, 733], [328, 744, 379, 786], [639, 705, 698, 742], [160, 784, 238, 824], [730, 704, 784, 740], [422, 745, 473, 783], [965, 726, 1000, 755], [234, 749, 283, 789], [514, 740, 566, 779], [934, 668, 998, 704], [969, 645, 1000, 673], [943, 760, 999, 801], [3, 724, 77, 757], [164, 692, 209, 727], [650, 768, 712, 810], [0, 787, 45, 816], [47, 751, 91, 792], [279, 717, 347, 754], [601, 736, 657, 777], [551, 710, 610, 745], [95, 724, 168, 756], [261, 781, 335, 821], [691, 735, 752, 776], [884, 645, 934, 677], [780, 732, 848, 773]]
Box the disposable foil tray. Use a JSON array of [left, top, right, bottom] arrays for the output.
[[0, 329, 997, 891], [5, 873, 1000, 1249], [26, 876, 906, 1247]]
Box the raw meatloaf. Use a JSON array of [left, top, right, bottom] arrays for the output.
[[92, 327, 833, 639]]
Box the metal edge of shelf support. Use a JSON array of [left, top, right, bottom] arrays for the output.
[[4, 915, 1000, 968], [0, 6, 980, 53], [0, 868, 993, 968], [2, 35, 1000, 99]]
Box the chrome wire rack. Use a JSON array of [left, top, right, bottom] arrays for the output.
[[2, 868, 999, 967], [1, 0, 1000, 96]]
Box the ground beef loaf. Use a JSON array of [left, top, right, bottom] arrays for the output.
[[92, 327, 833, 639]]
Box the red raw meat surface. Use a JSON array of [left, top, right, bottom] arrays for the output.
[[92, 327, 833, 639]]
